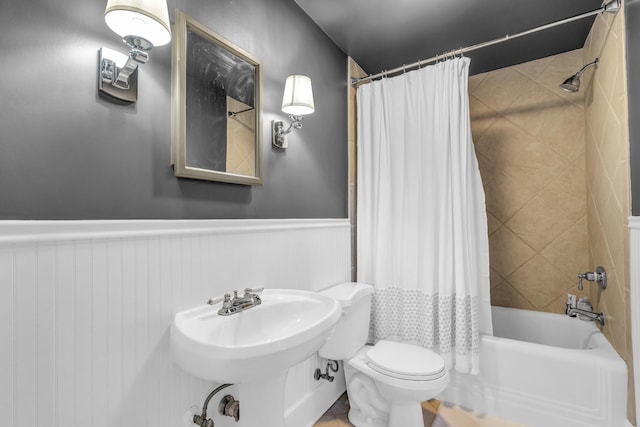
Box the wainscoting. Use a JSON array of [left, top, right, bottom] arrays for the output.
[[0, 219, 350, 427]]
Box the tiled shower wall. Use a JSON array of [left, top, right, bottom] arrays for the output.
[[348, 57, 369, 281], [582, 3, 634, 423], [468, 4, 633, 422], [468, 50, 591, 313], [0, 219, 351, 427]]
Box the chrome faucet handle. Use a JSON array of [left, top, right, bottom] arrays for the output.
[[577, 267, 607, 291], [208, 293, 232, 306], [244, 287, 264, 294]]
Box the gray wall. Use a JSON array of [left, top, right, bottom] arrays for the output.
[[627, 0, 640, 215], [0, 0, 348, 219]]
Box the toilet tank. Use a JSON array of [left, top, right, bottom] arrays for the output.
[[318, 282, 374, 360]]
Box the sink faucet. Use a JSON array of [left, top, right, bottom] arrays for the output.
[[208, 287, 264, 316]]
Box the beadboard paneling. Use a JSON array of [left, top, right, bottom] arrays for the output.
[[0, 219, 350, 427]]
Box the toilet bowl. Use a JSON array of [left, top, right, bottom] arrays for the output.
[[318, 282, 450, 427]]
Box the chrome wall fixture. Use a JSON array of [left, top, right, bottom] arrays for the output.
[[577, 266, 607, 290], [272, 75, 315, 149], [98, 0, 172, 103], [314, 359, 339, 382], [560, 58, 599, 93]]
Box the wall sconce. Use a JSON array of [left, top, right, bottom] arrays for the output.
[[98, 0, 171, 103], [272, 75, 315, 149]]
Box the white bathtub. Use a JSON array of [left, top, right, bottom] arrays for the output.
[[437, 306, 628, 427]]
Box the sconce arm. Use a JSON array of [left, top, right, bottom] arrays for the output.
[[98, 36, 154, 102], [111, 47, 149, 90], [278, 115, 305, 136]]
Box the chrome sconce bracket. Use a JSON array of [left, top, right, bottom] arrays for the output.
[[272, 115, 305, 149], [98, 47, 139, 103], [98, 37, 152, 103]]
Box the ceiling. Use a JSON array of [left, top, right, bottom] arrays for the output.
[[294, 0, 605, 77]]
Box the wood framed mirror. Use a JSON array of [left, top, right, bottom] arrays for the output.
[[171, 10, 262, 185]]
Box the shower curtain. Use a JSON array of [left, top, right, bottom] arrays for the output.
[[356, 57, 492, 374]]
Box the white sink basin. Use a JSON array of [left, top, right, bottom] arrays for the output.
[[170, 289, 341, 383]]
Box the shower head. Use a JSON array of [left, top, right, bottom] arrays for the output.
[[560, 58, 599, 93], [560, 75, 582, 93]]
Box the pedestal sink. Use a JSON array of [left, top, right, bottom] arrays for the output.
[[170, 289, 340, 427]]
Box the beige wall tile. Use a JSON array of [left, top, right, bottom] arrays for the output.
[[506, 187, 585, 251], [541, 216, 589, 280], [469, 95, 499, 141], [583, 5, 634, 422], [483, 172, 538, 222], [508, 255, 576, 308], [554, 155, 587, 198], [504, 89, 562, 139], [535, 101, 585, 162], [486, 212, 502, 237], [490, 282, 535, 310], [488, 226, 536, 277], [472, 67, 537, 115], [468, 72, 488, 93]]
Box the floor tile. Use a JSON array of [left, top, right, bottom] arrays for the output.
[[314, 396, 525, 427]]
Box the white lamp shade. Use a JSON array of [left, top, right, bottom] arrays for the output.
[[281, 75, 315, 116], [105, 0, 172, 47]]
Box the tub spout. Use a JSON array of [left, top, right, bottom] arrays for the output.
[[566, 307, 605, 326]]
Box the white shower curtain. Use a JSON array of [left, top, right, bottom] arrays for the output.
[[356, 57, 492, 374]]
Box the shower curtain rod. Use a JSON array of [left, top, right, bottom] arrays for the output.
[[351, 0, 620, 85]]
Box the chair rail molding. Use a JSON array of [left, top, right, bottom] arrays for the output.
[[0, 218, 348, 244]]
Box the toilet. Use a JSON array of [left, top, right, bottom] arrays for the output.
[[318, 282, 449, 427]]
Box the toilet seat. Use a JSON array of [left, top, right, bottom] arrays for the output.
[[365, 340, 446, 381]]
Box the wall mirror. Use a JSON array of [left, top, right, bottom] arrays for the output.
[[171, 10, 262, 185]]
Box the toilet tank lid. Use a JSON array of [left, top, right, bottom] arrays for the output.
[[320, 282, 373, 307]]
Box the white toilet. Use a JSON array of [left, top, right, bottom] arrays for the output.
[[319, 282, 449, 427]]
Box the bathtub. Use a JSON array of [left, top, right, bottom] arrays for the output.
[[437, 306, 628, 427]]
